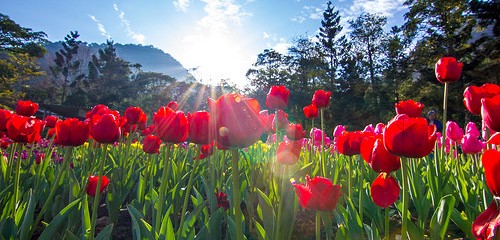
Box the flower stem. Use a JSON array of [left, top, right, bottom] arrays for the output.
[[320, 109, 326, 177], [177, 147, 200, 238], [358, 155, 364, 222], [231, 149, 244, 240], [11, 144, 22, 218], [309, 118, 314, 164], [441, 82, 449, 155], [315, 211, 321, 240], [400, 158, 409, 240], [155, 143, 172, 232], [31, 146, 73, 237], [89, 144, 108, 240], [385, 207, 390, 240], [348, 156, 352, 200]]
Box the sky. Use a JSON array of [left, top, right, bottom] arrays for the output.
[[3, 0, 408, 87]]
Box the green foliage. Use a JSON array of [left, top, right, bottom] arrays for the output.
[[0, 13, 46, 109]]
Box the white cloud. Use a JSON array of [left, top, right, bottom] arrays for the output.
[[173, 0, 190, 12], [89, 15, 111, 39], [262, 32, 270, 39], [349, 0, 406, 17], [113, 3, 146, 44], [291, 16, 306, 23], [292, 4, 326, 23]]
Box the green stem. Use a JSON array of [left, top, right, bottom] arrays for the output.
[[155, 143, 172, 232], [89, 144, 108, 240], [316, 211, 321, 240], [177, 147, 201, 238], [320, 109, 326, 177], [12, 144, 23, 218], [275, 165, 287, 239], [348, 156, 352, 200], [359, 155, 364, 222], [31, 146, 74, 238], [231, 149, 244, 240], [309, 118, 314, 165], [385, 207, 390, 240], [401, 158, 410, 240], [441, 82, 449, 155]]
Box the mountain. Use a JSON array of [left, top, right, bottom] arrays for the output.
[[40, 42, 194, 81]]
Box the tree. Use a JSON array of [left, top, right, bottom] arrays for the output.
[[86, 40, 133, 109], [316, 1, 346, 91], [0, 13, 46, 108], [49, 31, 85, 104], [348, 13, 387, 112]]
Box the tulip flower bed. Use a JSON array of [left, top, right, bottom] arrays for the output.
[[1, 59, 500, 240]]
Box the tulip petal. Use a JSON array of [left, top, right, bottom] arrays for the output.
[[370, 173, 400, 208]]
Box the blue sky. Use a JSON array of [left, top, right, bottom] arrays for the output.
[[3, 0, 408, 87]]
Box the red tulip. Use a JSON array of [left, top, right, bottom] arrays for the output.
[[286, 123, 305, 140], [188, 111, 213, 145], [472, 201, 500, 240], [216, 191, 230, 210], [142, 135, 161, 154], [383, 114, 437, 158], [153, 106, 188, 143], [277, 140, 302, 165], [0, 109, 13, 131], [446, 121, 463, 142], [482, 149, 500, 197], [488, 132, 500, 145], [85, 104, 119, 119], [44, 115, 60, 128], [15, 100, 38, 117], [208, 93, 263, 149], [370, 173, 400, 208], [336, 131, 365, 156], [312, 90, 331, 108], [272, 110, 289, 131], [196, 142, 214, 160], [303, 104, 318, 119], [395, 99, 424, 118], [90, 114, 121, 143], [0, 137, 13, 149], [259, 110, 275, 134], [293, 175, 341, 211], [435, 57, 463, 83], [54, 118, 90, 146], [482, 95, 500, 132], [125, 106, 147, 125], [167, 101, 179, 111], [86, 175, 110, 197], [266, 85, 290, 110], [361, 137, 400, 173], [6, 115, 44, 143], [464, 83, 500, 115]]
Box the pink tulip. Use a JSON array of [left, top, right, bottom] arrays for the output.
[[332, 125, 346, 138], [374, 123, 385, 135], [462, 133, 486, 154], [446, 121, 463, 142], [466, 122, 480, 138], [363, 124, 374, 134]]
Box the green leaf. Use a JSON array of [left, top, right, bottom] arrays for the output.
[[256, 189, 275, 239], [195, 207, 224, 240], [19, 189, 36, 240], [81, 195, 91, 238], [38, 197, 82, 240], [450, 209, 474, 240], [253, 220, 267, 240], [430, 194, 456, 240], [95, 224, 114, 240], [158, 206, 174, 240], [128, 205, 155, 240]]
